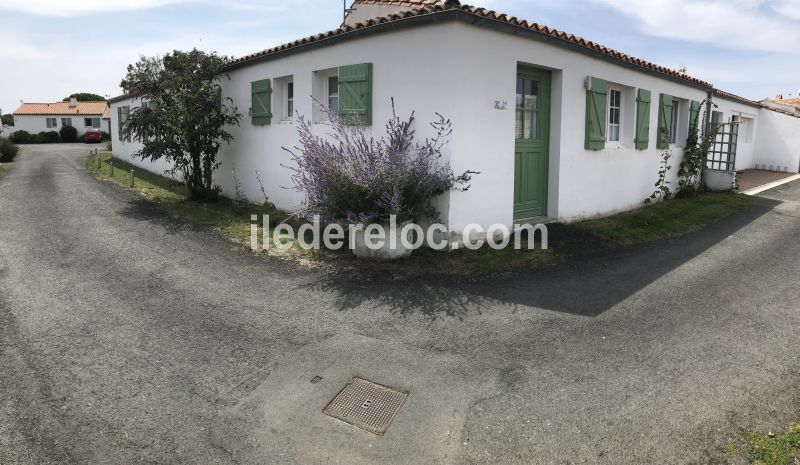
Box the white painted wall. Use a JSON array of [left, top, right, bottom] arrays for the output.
[[12, 114, 105, 137], [711, 97, 760, 171], [753, 108, 800, 173], [443, 22, 708, 225], [109, 99, 179, 180]]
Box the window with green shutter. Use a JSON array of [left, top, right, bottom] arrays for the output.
[[585, 77, 607, 150], [338, 63, 372, 125], [634, 88, 651, 150], [689, 100, 701, 134], [656, 94, 673, 150], [118, 106, 131, 142], [251, 79, 272, 125]]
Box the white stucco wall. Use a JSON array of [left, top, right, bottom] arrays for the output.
[[709, 97, 759, 171], [218, 23, 464, 219], [753, 109, 800, 173], [442, 23, 712, 224], [12, 114, 105, 137], [109, 99, 179, 180]]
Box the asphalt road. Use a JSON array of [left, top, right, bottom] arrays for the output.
[[1, 144, 799, 465]]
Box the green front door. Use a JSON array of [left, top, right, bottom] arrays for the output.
[[514, 66, 551, 219]]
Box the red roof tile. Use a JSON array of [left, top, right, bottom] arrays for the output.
[[13, 101, 109, 116]]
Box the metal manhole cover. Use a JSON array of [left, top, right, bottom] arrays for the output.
[[323, 378, 408, 436]]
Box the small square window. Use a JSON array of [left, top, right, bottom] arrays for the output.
[[312, 68, 339, 122], [328, 75, 339, 112], [286, 81, 294, 118], [607, 88, 622, 142], [61, 117, 72, 127], [670, 99, 680, 144], [46, 118, 57, 128]]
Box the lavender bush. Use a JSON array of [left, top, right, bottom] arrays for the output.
[[285, 100, 477, 225]]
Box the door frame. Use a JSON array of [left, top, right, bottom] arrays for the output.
[[513, 64, 551, 220]]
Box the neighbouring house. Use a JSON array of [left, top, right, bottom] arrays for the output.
[[13, 98, 110, 137], [109, 0, 800, 238], [760, 95, 800, 117]]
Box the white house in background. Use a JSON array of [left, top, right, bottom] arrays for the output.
[[13, 98, 110, 137], [109, 0, 800, 237]]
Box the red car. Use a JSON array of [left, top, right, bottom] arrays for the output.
[[84, 129, 103, 143]]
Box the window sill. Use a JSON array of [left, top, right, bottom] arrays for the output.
[[604, 143, 630, 150], [278, 119, 294, 125]]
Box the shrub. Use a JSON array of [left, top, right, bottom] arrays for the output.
[[44, 131, 60, 143], [101, 131, 110, 141], [33, 132, 48, 143], [59, 125, 78, 142], [286, 100, 477, 225], [0, 138, 19, 162], [77, 134, 86, 143], [10, 130, 31, 144]]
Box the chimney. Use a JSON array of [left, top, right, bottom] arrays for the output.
[[69, 97, 78, 107]]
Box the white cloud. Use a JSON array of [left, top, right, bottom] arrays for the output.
[[589, 0, 800, 53], [0, 0, 264, 16]]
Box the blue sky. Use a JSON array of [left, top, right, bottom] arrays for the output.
[[1, 0, 798, 116]]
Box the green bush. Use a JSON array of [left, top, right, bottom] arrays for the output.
[[59, 125, 78, 142], [33, 132, 48, 143], [43, 131, 60, 143], [10, 130, 31, 144], [77, 134, 85, 143], [101, 131, 110, 141], [0, 138, 19, 162]]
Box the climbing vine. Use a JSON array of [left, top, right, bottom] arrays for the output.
[[677, 100, 721, 196], [645, 128, 673, 204]]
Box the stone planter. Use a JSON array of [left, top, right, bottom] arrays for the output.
[[351, 222, 414, 260], [704, 169, 737, 191]]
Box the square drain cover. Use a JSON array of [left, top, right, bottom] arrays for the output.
[[323, 378, 408, 436]]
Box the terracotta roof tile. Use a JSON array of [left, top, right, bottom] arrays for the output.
[[712, 89, 761, 108], [352, 0, 444, 6], [13, 101, 109, 116]]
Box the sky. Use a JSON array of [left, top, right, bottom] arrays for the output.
[[0, 0, 798, 116]]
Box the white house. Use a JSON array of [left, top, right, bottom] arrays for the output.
[[109, 0, 800, 237], [13, 99, 110, 137]]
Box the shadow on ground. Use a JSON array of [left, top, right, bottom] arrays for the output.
[[303, 197, 781, 319]]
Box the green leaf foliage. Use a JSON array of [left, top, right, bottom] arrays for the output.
[[120, 48, 243, 200]]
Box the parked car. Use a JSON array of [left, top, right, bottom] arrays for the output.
[[84, 129, 103, 144]]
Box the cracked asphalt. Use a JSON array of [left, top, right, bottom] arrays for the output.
[[1, 144, 799, 464]]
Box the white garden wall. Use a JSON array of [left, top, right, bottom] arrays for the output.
[[753, 109, 800, 173]]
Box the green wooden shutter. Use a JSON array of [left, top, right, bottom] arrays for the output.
[[689, 100, 701, 133], [117, 107, 123, 141], [251, 79, 272, 125], [657, 94, 673, 150], [634, 89, 651, 150], [338, 63, 372, 125], [585, 77, 608, 150]]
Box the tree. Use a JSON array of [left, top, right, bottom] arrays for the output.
[[62, 93, 106, 102], [120, 49, 242, 200], [1, 114, 13, 126]]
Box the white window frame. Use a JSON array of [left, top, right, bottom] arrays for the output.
[[46, 117, 57, 128], [739, 115, 755, 143], [61, 117, 72, 127], [606, 87, 623, 145], [327, 75, 339, 113], [312, 68, 339, 123], [286, 80, 294, 120], [669, 99, 681, 145]]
